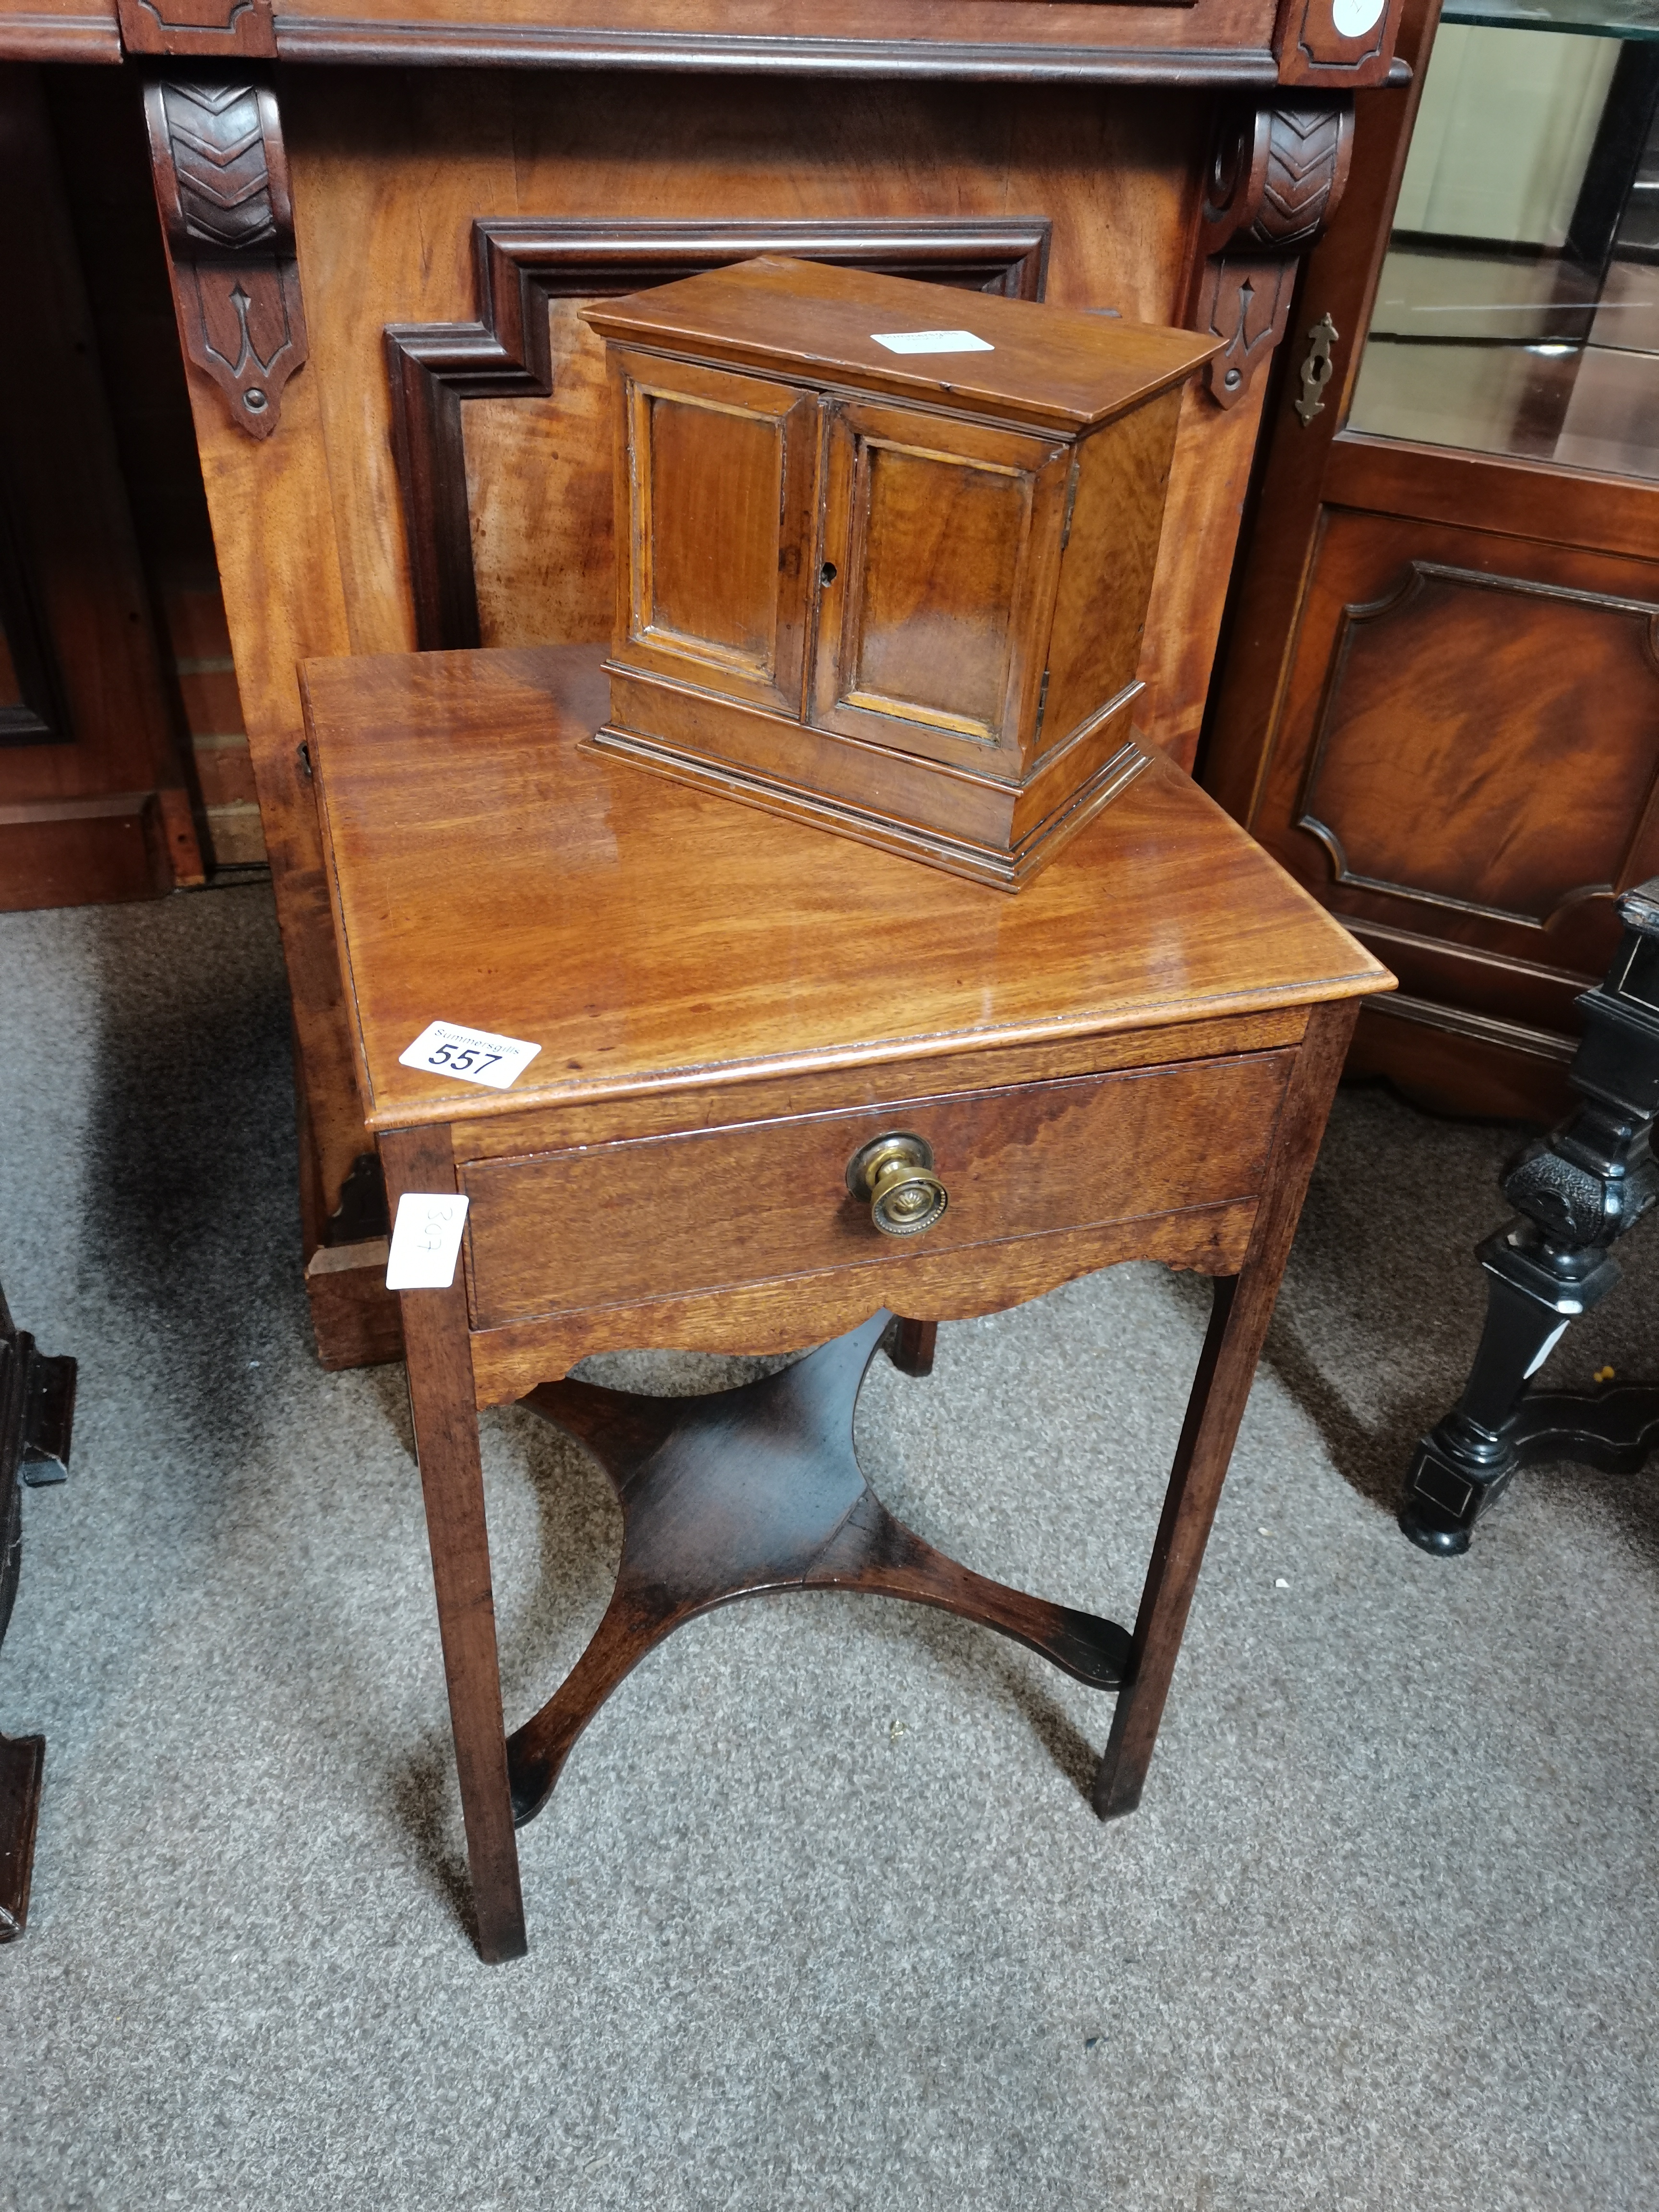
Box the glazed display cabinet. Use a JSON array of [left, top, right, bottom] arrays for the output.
[[1204, 0, 1659, 1120]]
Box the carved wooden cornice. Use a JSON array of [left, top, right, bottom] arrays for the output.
[[1187, 96, 1354, 409], [142, 75, 306, 439]]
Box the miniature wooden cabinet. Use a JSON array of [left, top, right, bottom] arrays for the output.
[[587, 258, 1217, 890]]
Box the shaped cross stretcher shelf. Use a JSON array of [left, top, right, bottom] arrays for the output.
[[508, 1309, 1132, 1824]]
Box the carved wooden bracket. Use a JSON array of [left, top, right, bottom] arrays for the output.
[[118, 0, 275, 59], [143, 76, 306, 439], [1187, 97, 1354, 409]]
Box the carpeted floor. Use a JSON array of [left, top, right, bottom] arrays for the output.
[[1, 880, 1657, 2212]]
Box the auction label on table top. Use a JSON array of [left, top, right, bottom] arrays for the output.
[[870, 329, 994, 354], [398, 1019, 542, 1090], [386, 1192, 470, 1292]]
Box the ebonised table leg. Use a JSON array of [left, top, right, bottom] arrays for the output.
[[0, 1290, 73, 1942], [381, 1127, 527, 1966], [1403, 880, 1659, 1555], [1094, 999, 1356, 1819], [1402, 1245, 1619, 1554], [0, 1731, 44, 1941]]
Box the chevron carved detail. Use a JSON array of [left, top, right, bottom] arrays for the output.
[[1245, 106, 1351, 252], [154, 82, 282, 252], [143, 77, 306, 440], [1188, 95, 1352, 408]]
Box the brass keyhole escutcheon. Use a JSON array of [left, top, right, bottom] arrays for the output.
[[846, 1132, 948, 1238], [1294, 312, 1339, 428]]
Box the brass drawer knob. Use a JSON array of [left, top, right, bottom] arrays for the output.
[[846, 1132, 948, 1238]]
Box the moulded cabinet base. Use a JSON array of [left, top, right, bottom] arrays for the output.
[[589, 689, 1148, 892]]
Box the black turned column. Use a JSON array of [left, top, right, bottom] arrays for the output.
[[1403, 880, 1659, 1555]]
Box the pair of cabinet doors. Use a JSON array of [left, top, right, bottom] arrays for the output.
[[609, 349, 1087, 781]]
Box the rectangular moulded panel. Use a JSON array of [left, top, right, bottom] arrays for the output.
[[610, 350, 819, 718], [812, 397, 1069, 771], [645, 397, 779, 663], [1260, 507, 1659, 987], [848, 443, 1026, 731]]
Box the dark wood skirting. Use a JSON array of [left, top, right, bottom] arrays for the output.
[[0, 1287, 75, 1941], [1360, 988, 1576, 1064]]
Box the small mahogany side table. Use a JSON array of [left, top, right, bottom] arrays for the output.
[[303, 644, 1390, 1962]]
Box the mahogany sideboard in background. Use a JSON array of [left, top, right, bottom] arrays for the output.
[[0, 0, 1409, 1366]]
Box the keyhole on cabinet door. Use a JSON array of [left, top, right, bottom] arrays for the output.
[[820, 562, 838, 585]]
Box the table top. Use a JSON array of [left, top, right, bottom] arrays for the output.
[[302, 644, 1391, 1133], [583, 257, 1218, 437]]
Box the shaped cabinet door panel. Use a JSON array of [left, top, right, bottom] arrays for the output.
[[610, 351, 820, 717], [811, 400, 1070, 774]]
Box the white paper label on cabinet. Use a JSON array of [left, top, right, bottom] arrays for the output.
[[385, 1192, 470, 1292], [870, 329, 995, 355], [398, 1019, 542, 1090]]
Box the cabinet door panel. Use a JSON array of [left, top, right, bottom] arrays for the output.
[[812, 399, 1068, 773], [610, 351, 819, 717], [1253, 505, 1659, 990]]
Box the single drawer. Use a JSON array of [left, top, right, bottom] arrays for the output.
[[460, 1051, 1291, 1330]]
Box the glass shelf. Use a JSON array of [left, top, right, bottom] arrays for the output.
[[1348, 20, 1659, 480], [1443, 0, 1659, 43]]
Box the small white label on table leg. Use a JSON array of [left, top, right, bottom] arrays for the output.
[[386, 1192, 470, 1291], [398, 1020, 542, 1091]]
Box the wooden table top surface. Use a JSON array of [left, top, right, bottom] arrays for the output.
[[302, 644, 1392, 1132]]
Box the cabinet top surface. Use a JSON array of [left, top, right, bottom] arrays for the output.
[[303, 645, 1389, 1132], [584, 258, 1220, 434]]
